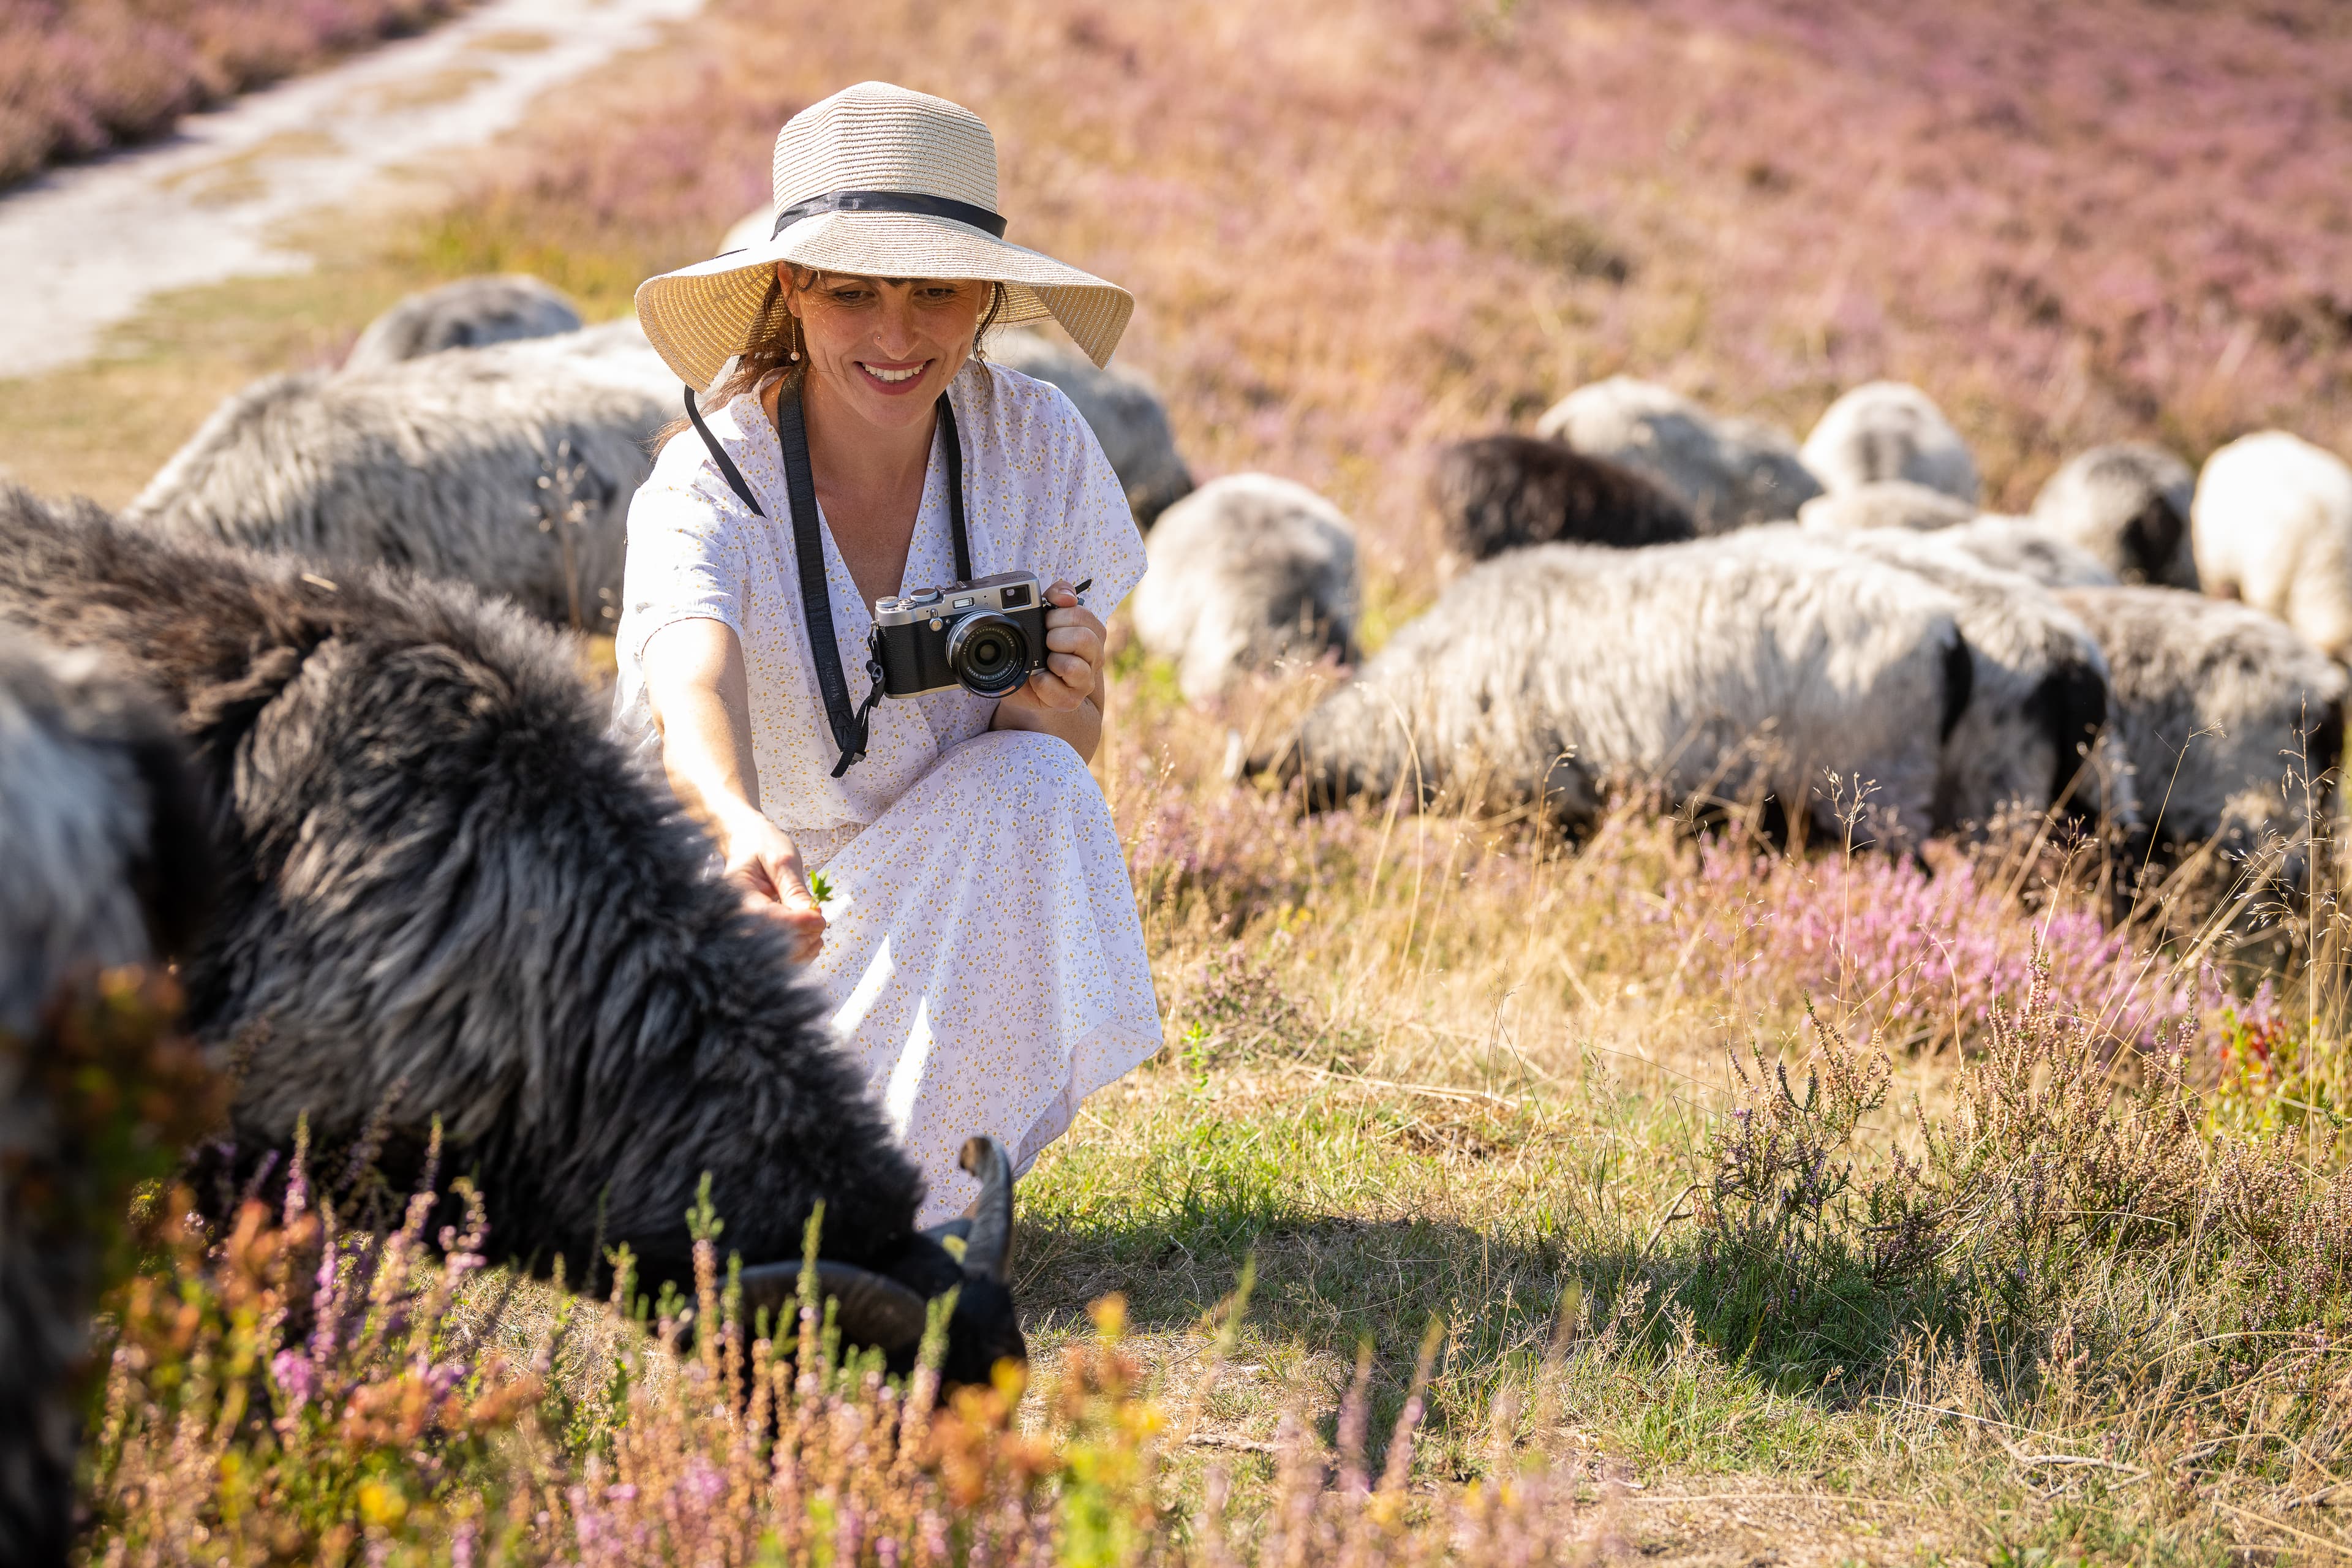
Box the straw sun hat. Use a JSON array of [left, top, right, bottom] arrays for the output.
[[634, 81, 1133, 392]]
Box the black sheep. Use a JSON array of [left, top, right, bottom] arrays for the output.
[[0, 485, 1022, 1385], [1430, 434, 1697, 561]]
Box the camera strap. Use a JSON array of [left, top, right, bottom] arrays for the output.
[[679, 382, 973, 777]]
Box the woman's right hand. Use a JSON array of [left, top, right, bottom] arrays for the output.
[[717, 807, 827, 963]]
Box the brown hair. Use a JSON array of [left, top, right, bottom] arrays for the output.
[[654, 269, 1006, 450]]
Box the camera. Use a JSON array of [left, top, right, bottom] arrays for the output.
[[873, 571, 1051, 699]]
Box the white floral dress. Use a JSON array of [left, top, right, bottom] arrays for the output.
[[612, 360, 1162, 1224]]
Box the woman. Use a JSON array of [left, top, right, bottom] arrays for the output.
[[614, 81, 1162, 1224]]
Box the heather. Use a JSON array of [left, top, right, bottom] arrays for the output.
[[0, 0, 472, 189]]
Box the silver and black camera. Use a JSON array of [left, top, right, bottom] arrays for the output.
[[872, 571, 1050, 698]]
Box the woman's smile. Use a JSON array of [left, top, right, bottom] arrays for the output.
[[858, 358, 930, 392]]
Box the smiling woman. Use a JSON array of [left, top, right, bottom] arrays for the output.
[[612, 82, 1163, 1225]]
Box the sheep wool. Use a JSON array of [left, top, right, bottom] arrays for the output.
[[2056, 585, 2345, 861], [1536, 375, 1821, 533], [342, 274, 584, 372], [0, 627, 213, 1568], [2030, 442, 2198, 589], [1289, 533, 1972, 847], [1928, 515, 2120, 590], [2192, 431, 2352, 662], [124, 323, 673, 629], [1428, 434, 1695, 560], [987, 330, 1196, 526], [1797, 479, 1977, 533], [1823, 526, 2116, 831], [1132, 473, 1360, 703], [1800, 380, 1981, 503], [0, 484, 1025, 1384]]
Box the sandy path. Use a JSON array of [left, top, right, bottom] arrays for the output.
[[0, 0, 703, 379]]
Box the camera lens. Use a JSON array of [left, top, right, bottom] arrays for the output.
[[945, 612, 1031, 698]]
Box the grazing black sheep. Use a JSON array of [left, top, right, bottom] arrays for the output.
[[0, 484, 1022, 1385], [1, 629, 215, 1568], [1430, 434, 1697, 560]]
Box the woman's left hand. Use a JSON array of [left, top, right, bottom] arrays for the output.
[[1000, 579, 1104, 713]]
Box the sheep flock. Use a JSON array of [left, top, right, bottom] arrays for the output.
[[9, 255, 2352, 1555]]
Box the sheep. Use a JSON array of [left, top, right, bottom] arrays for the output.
[[1428, 434, 1695, 560], [2030, 442, 2198, 589], [1280, 532, 1973, 848], [2055, 586, 2345, 865], [1822, 527, 2115, 831], [0, 484, 1023, 1387], [1131, 473, 1359, 702], [1536, 375, 1822, 533], [987, 330, 1195, 527], [2192, 431, 2352, 662], [1798, 480, 1977, 534], [1, 628, 213, 1568], [124, 326, 675, 629], [1927, 515, 2120, 590], [1800, 380, 1980, 503], [343, 276, 585, 373]]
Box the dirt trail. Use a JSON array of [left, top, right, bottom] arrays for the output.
[[0, 0, 703, 379]]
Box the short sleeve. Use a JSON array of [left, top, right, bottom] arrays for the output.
[[616, 454, 758, 668]]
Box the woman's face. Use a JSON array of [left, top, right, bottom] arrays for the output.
[[786, 268, 991, 431]]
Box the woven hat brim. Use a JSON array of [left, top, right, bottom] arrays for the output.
[[635, 211, 1134, 391]]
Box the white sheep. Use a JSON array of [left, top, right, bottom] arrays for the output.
[[343, 275, 584, 372], [1800, 380, 1980, 502], [126, 326, 674, 628], [988, 330, 1194, 527], [1927, 516, 2120, 590], [720, 205, 773, 255], [2030, 442, 2198, 589], [2055, 586, 2344, 864], [1284, 532, 1972, 847], [1536, 375, 1822, 533], [1797, 480, 1975, 533], [2191, 431, 2352, 662], [1818, 526, 2117, 831], [1131, 473, 1359, 703]]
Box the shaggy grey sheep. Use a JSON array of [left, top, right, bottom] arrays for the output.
[[1282, 532, 1972, 847], [343, 275, 584, 372], [2192, 431, 2352, 662], [1428, 434, 1695, 560], [988, 330, 1194, 526], [0, 484, 1022, 1386], [2031, 442, 2198, 589], [1, 630, 213, 1568], [1132, 473, 1359, 702], [1797, 480, 1976, 533], [2056, 586, 2345, 861], [125, 326, 674, 629], [1926, 515, 2119, 590], [1800, 380, 1980, 503], [1536, 375, 1822, 533], [1823, 527, 2114, 830]]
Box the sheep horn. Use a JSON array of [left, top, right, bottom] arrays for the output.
[[736, 1260, 929, 1351], [958, 1136, 1016, 1283]]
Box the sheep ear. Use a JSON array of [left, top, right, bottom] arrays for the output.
[[736, 1260, 929, 1351], [922, 1216, 974, 1245], [957, 1136, 1016, 1284]]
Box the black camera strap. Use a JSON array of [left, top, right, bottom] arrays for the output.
[[680, 382, 972, 776]]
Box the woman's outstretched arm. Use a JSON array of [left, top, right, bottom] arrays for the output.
[[990, 579, 1106, 762], [642, 618, 827, 962]]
